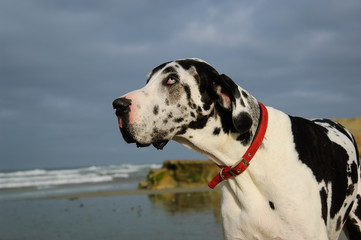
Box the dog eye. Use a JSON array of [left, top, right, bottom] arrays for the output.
[[166, 77, 177, 85]]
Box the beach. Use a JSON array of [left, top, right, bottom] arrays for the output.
[[0, 164, 349, 240], [0, 186, 223, 240], [0, 164, 223, 240]]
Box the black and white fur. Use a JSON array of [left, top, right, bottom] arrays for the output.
[[113, 58, 361, 240]]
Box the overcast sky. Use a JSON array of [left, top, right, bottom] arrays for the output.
[[1, 0, 361, 171]]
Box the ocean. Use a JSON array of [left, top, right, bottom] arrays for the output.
[[0, 164, 223, 240], [0, 164, 162, 190]]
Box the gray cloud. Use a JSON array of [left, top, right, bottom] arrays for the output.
[[1, 0, 360, 170]]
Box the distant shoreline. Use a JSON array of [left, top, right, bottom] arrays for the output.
[[34, 186, 216, 200]]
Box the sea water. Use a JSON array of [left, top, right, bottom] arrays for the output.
[[0, 164, 161, 190], [0, 164, 223, 240], [0, 164, 161, 201]]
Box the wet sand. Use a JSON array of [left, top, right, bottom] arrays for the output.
[[2, 185, 348, 240], [34, 186, 347, 240], [1, 186, 223, 240], [35, 186, 215, 200]]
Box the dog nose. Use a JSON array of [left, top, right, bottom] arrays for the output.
[[112, 97, 132, 113]]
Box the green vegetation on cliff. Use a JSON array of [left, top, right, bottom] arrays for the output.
[[139, 160, 219, 189]]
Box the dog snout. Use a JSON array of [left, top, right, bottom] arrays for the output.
[[112, 97, 132, 116]]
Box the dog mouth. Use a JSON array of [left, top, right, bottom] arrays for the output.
[[152, 140, 169, 150], [115, 115, 169, 150]]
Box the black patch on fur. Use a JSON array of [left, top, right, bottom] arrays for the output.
[[176, 125, 187, 135], [176, 59, 220, 108], [175, 59, 248, 137], [147, 62, 170, 82], [269, 201, 275, 210], [183, 84, 191, 100], [344, 195, 361, 238], [290, 116, 350, 219], [189, 111, 213, 130], [150, 127, 168, 144], [213, 127, 221, 135], [336, 216, 342, 231], [188, 102, 197, 109], [162, 66, 176, 74], [233, 112, 252, 134], [350, 162, 358, 184], [174, 117, 184, 123], [153, 105, 159, 115], [176, 59, 218, 97], [241, 91, 248, 98], [347, 184, 355, 196], [240, 98, 245, 107], [354, 195, 361, 221], [344, 217, 361, 239], [237, 132, 252, 146], [343, 201, 354, 224], [215, 104, 235, 134], [193, 74, 201, 84], [189, 116, 209, 129], [320, 188, 328, 225], [203, 103, 211, 111]]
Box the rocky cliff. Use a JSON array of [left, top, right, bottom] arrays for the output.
[[139, 160, 219, 189]]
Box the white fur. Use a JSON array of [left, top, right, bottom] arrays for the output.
[[115, 59, 359, 240], [177, 107, 329, 239]]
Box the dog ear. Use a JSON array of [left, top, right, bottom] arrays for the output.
[[180, 60, 256, 135], [213, 74, 254, 135], [213, 74, 239, 109]]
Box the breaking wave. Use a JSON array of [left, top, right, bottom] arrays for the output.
[[0, 164, 161, 190]]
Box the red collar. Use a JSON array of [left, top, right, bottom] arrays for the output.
[[208, 102, 268, 189]]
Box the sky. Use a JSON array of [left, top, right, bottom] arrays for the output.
[[1, 0, 361, 171]]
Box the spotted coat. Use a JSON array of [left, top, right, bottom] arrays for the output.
[[113, 58, 361, 240]]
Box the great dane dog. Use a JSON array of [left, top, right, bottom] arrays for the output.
[[112, 58, 360, 240]]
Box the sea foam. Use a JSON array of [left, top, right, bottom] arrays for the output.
[[0, 164, 161, 190]]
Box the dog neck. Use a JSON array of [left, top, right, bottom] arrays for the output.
[[173, 102, 264, 167], [208, 102, 268, 188]]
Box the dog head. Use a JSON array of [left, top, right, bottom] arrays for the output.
[[112, 58, 260, 149]]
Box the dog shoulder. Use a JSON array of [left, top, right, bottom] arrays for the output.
[[289, 116, 358, 221], [289, 116, 354, 181]]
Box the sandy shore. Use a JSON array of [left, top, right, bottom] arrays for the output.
[[35, 186, 216, 200], [3, 185, 223, 240]]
